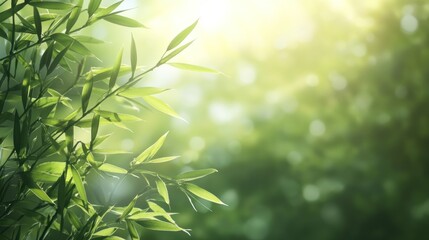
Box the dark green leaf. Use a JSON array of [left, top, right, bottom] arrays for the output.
[[90, 114, 100, 146], [40, 43, 54, 70], [13, 111, 21, 155], [65, 126, 74, 153], [33, 7, 42, 40], [0, 3, 25, 23], [126, 220, 140, 240], [48, 44, 71, 74], [176, 168, 218, 181], [52, 33, 92, 56]]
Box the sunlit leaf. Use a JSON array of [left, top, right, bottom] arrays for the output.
[[166, 19, 198, 51], [142, 95, 184, 121], [87, 0, 102, 17], [71, 165, 87, 203], [120, 195, 138, 221], [94, 227, 118, 237], [131, 132, 168, 166], [103, 14, 146, 28], [136, 220, 182, 232], [31, 162, 71, 183], [82, 72, 94, 113], [66, 0, 82, 33], [184, 183, 227, 206], [176, 168, 218, 182], [159, 41, 194, 65], [109, 48, 123, 90], [98, 163, 128, 174], [126, 220, 140, 240], [156, 178, 169, 204], [168, 62, 220, 73], [119, 87, 168, 98], [29, 1, 74, 10], [148, 156, 179, 164]]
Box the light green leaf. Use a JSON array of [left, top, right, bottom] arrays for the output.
[[156, 178, 169, 205], [168, 62, 220, 73], [103, 14, 146, 28], [29, 1, 74, 10], [31, 162, 71, 183], [131, 132, 168, 166], [90, 114, 100, 146], [73, 35, 105, 44], [71, 165, 87, 203], [0, 3, 25, 23], [126, 220, 140, 240], [82, 72, 93, 113], [131, 34, 137, 77], [87, 0, 102, 17], [23, 174, 55, 205], [120, 87, 168, 98], [98, 163, 127, 174], [52, 33, 92, 56], [184, 183, 227, 206], [109, 48, 123, 90], [85, 66, 131, 82], [120, 195, 138, 221], [147, 201, 176, 224], [143, 95, 184, 121], [136, 220, 182, 232], [93, 227, 118, 237], [167, 19, 198, 51], [159, 41, 194, 65], [148, 156, 179, 164], [176, 168, 218, 181], [66, 1, 82, 33]]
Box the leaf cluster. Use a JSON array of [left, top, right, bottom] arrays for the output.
[[0, 1, 223, 239]]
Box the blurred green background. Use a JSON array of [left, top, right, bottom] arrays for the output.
[[87, 0, 429, 239]]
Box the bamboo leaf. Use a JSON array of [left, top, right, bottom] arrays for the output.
[[31, 162, 70, 183], [168, 62, 220, 73], [126, 220, 140, 240], [159, 41, 194, 65], [131, 34, 137, 77], [71, 165, 87, 203], [143, 95, 184, 121], [120, 87, 168, 98], [167, 20, 198, 51], [98, 163, 128, 174], [0, 3, 25, 23], [176, 168, 218, 182], [131, 132, 168, 166], [13, 111, 21, 155], [148, 156, 179, 164], [109, 48, 123, 90], [87, 0, 102, 17], [103, 14, 146, 28], [29, 1, 74, 10], [184, 183, 227, 206], [91, 114, 100, 146], [93, 227, 118, 237], [33, 7, 42, 40], [136, 220, 182, 232], [23, 174, 55, 205], [120, 195, 138, 221], [82, 72, 94, 113], [156, 178, 169, 205], [66, 0, 82, 33], [48, 44, 71, 74]]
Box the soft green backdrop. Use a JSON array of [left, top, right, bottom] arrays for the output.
[[87, 0, 429, 239]]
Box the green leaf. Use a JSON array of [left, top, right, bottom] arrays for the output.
[[156, 178, 169, 205], [40, 43, 54, 70], [136, 220, 182, 232], [120, 87, 168, 98], [93, 227, 118, 237], [142, 95, 184, 121], [29, 1, 74, 10], [0, 3, 25, 23], [159, 41, 194, 65], [26, 13, 57, 23], [13, 111, 21, 155], [73, 35, 105, 44], [65, 126, 74, 153], [66, 0, 82, 33], [21, 69, 31, 108], [98, 163, 128, 174], [109, 48, 123, 90], [176, 168, 218, 181], [167, 19, 198, 51], [90, 114, 100, 146], [85, 66, 132, 82], [23, 174, 55, 205], [130, 34, 137, 77], [120, 195, 138, 221], [126, 220, 140, 240], [168, 62, 220, 73], [131, 132, 168, 166], [48, 44, 71, 74], [71, 165, 87, 203], [31, 162, 70, 183], [82, 72, 94, 113], [103, 14, 146, 28], [33, 7, 42, 40], [147, 201, 176, 224], [52, 33, 92, 56], [148, 156, 179, 164], [184, 183, 227, 206], [87, 0, 102, 17]]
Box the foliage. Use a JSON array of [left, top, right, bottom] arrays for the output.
[[0, 1, 224, 239]]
